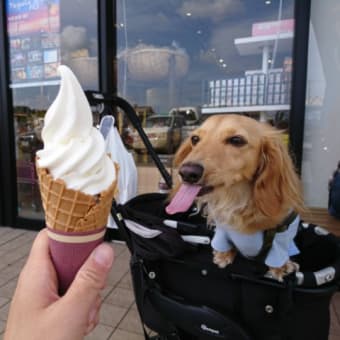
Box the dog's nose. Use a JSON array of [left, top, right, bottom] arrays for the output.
[[179, 162, 204, 184]]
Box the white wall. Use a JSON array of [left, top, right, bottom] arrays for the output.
[[302, 0, 340, 207]]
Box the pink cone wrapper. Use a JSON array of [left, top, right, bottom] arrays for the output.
[[47, 227, 106, 295]]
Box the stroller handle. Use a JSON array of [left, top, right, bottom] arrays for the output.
[[85, 91, 173, 189]]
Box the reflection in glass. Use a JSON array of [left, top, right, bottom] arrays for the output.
[[117, 0, 296, 193], [6, 0, 99, 219], [146, 116, 171, 128]]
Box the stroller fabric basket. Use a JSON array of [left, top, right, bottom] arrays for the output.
[[86, 92, 340, 340], [112, 193, 340, 340]]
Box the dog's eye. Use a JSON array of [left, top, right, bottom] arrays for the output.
[[226, 135, 247, 147], [191, 135, 200, 145]]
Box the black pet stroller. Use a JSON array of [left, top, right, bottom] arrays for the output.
[[87, 92, 340, 340]]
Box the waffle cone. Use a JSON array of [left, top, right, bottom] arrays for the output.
[[36, 163, 118, 232]]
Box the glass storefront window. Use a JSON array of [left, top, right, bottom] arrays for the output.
[[302, 0, 340, 208], [6, 0, 99, 219], [117, 0, 296, 194]]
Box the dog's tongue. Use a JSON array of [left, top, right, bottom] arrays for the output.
[[166, 183, 202, 215]]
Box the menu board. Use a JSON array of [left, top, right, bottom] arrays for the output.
[[6, 0, 61, 86]]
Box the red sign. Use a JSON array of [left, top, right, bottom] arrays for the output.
[[252, 19, 294, 37]]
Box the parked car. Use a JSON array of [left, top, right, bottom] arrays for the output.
[[18, 132, 43, 154], [169, 106, 201, 126], [131, 114, 184, 154], [169, 106, 202, 141]]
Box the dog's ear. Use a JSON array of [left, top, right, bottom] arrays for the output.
[[253, 132, 303, 217], [173, 138, 192, 167]]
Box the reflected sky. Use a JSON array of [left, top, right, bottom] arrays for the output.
[[117, 0, 294, 76], [116, 0, 295, 110]]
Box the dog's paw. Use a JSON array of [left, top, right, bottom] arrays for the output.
[[284, 259, 300, 273], [266, 260, 300, 282], [213, 249, 236, 268]]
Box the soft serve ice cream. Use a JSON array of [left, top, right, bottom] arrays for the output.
[[36, 65, 117, 294], [36, 65, 116, 195]]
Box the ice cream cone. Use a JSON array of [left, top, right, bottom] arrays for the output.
[[36, 163, 118, 294]]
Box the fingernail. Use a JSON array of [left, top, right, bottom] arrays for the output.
[[92, 244, 113, 268]]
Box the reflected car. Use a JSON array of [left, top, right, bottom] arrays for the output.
[[18, 132, 43, 154], [132, 114, 184, 154]]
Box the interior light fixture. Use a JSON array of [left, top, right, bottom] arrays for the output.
[[222, 64, 227, 68], [265, 0, 271, 4], [219, 58, 224, 63], [186, 12, 192, 17]]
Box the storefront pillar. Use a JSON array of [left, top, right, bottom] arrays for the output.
[[0, 0, 16, 227]]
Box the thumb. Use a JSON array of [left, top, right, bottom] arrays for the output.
[[63, 243, 114, 312]]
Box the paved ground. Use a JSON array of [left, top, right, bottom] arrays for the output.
[[0, 226, 340, 340]]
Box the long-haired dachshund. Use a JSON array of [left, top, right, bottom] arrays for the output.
[[166, 114, 304, 281]]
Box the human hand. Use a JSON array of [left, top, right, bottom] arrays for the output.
[[4, 229, 114, 340]]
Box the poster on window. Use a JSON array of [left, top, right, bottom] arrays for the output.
[[6, 0, 60, 86]]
